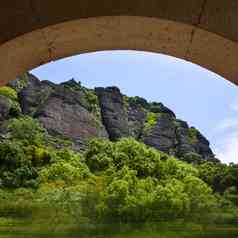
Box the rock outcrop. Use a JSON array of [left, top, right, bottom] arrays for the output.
[[95, 87, 129, 141], [0, 95, 11, 121], [94, 86, 214, 161], [127, 98, 147, 138], [18, 74, 55, 115], [142, 113, 177, 154], [1, 73, 215, 161], [7, 74, 108, 150], [36, 84, 108, 150]]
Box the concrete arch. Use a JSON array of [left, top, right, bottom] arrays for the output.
[[0, 1, 238, 85]]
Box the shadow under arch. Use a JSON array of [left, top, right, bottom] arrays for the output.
[[0, 16, 237, 86]]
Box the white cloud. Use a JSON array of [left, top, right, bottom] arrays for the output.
[[214, 118, 238, 132], [213, 100, 238, 134], [212, 99, 238, 163], [231, 100, 238, 112], [211, 116, 238, 137], [215, 132, 238, 164]]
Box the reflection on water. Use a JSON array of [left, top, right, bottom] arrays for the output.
[[1, 218, 238, 238]]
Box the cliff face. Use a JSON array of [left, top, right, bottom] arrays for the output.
[[96, 88, 214, 161], [1, 73, 215, 161]]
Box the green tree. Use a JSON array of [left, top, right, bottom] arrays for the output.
[[7, 116, 48, 145]]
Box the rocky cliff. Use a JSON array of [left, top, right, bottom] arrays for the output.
[[0, 73, 216, 162]]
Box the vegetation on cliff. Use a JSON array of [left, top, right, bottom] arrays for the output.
[[0, 116, 237, 225]]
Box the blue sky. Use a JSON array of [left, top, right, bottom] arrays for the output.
[[31, 50, 238, 164]]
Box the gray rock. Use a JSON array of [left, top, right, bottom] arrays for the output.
[[193, 130, 214, 159], [18, 75, 54, 115], [128, 102, 146, 139], [149, 102, 176, 117], [50, 83, 91, 111], [60, 78, 82, 90], [175, 121, 197, 156], [142, 113, 177, 153], [96, 87, 129, 140], [36, 87, 108, 150], [175, 121, 214, 160], [8, 72, 33, 93], [0, 95, 11, 121]]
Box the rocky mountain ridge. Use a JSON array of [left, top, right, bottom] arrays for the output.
[[0, 73, 216, 162]]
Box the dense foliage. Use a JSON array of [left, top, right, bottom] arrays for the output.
[[198, 161, 238, 196], [0, 116, 237, 231], [0, 86, 18, 101], [0, 86, 21, 117]]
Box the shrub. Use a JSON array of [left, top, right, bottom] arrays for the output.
[[189, 127, 199, 143], [83, 138, 218, 222], [39, 152, 91, 184], [146, 112, 159, 126], [84, 89, 98, 105], [0, 141, 24, 170], [224, 187, 238, 206], [24, 145, 52, 167], [0, 86, 21, 117], [162, 157, 198, 180], [85, 139, 114, 172], [7, 116, 47, 145], [9, 100, 21, 117], [0, 86, 18, 101], [143, 112, 159, 134], [182, 152, 202, 164], [85, 138, 199, 179], [92, 165, 216, 222], [128, 96, 149, 109], [197, 162, 238, 193], [113, 138, 164, 177], [1, 166, 38, 188], [10, 73, 31, 92]]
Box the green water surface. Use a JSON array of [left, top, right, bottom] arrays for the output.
[[1, 218, 238, 238]]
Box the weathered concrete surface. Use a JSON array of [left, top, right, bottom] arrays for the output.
[[0, 1, 238, 85], [1, 0, 238, 43]]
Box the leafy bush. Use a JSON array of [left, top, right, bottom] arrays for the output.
[[24, 145, 52, 167], [1, 167, 38, 188], [9, 100, 21, 117], [85, 138, 165, 176], [0, 133, 236, 224], [0, 141, 24, 170], [198, 162, 238, 193], [182, 152, 202, 164], [83, 138, 218, 222], [39, 151, 91, 184], [146, 112, 159, 126], [127, 96, 149, 109], [224, 187, 238, 206], [7, 116, 47, 145], [189, 127, 199, 143], [84, 89, 98, 106], [85, 139, 114, 172], [0, 86, 18, 101], [143, 112, 159, 134], [10, 73, 31, 92], [0, 86, 21, 117], [93, 166, 216, 222]]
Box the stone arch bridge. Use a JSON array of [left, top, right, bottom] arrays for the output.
[[0, 0, 238, 85]]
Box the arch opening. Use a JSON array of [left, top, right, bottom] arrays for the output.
[[29, 49, 238, 165], [0, 49, 238, 237]]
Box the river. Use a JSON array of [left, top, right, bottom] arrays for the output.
[[1, 218, 238, 238]]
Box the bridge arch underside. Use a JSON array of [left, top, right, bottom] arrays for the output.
[[0, 15, 238, 86]]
